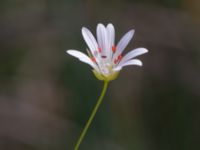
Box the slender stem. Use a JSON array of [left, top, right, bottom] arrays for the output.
[[74, 81, 109, 150]]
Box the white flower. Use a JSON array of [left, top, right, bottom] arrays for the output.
[[67, 23, 148, 81]]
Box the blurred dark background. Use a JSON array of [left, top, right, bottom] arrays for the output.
[[0, 0, 200, 150]]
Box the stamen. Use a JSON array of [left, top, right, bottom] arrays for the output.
[[98, 47, 102, 53], [114, 55, 122, 64], [91, 57, 96, 62], [112, 46, 116, 53], [114, 59, 118, 64], [118, 54, 122, 61]]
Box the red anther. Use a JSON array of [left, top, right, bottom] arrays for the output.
[[98, 47, 102, 53], [91, 57, 96, 62], [114, 59, 118, 64], [101, 55, 107, 59], [118, 54, 122, 61], [112, 46, 116, 53]]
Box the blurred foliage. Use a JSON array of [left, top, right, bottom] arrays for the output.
[[0, 48, 25, 84], [132, 0, 182, 8]]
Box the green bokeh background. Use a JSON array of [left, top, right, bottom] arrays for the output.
[[0, 0, 200, 149]]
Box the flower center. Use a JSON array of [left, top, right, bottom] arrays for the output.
[[91, 45, 123, 77]]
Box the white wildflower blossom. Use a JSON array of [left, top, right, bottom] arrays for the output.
[[67, 23, 148, 81]]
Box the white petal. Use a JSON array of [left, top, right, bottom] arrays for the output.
[[82, 27, 98, 55], [112, 66, 122, 71], [118, 48, 148, 65], [113, 29, 135, 60], [106, 23, 115, 59], [113, 59, 142, 71], [118, 59, 143, 68], [96, 23, 108, 56], [107, 23, 115, 46], [66, 50, 99, 71]]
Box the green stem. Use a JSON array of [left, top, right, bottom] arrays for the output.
[[74, 81, 109, 150]]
